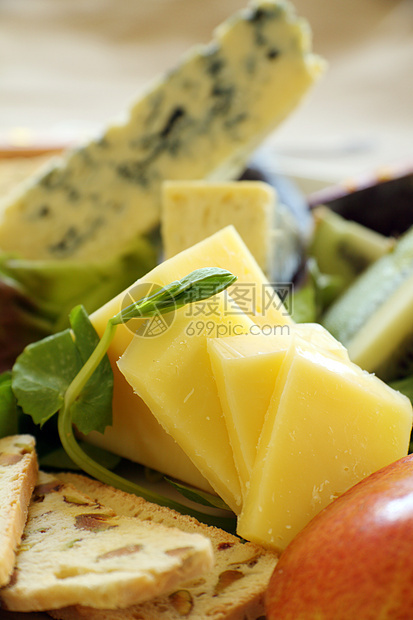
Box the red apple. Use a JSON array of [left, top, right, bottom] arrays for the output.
[[266, 453, 413, 620]]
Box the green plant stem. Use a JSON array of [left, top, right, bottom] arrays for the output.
[[57, 405, 236, 529], [63, 319, 117, 415], [58, 314, 236, 530]]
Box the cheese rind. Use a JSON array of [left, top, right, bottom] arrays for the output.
[[0, 1, 325, 261], [162, 180, 276, 273], [237, 335, 413, 550]]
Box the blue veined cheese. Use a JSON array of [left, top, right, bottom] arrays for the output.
[[162, 180, 276, 274], [0, 1, 325, 261]]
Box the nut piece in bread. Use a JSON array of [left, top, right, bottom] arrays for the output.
[[0, 472, 213, 612], [0, 434, 38, 587], [48, 473, 278, 620]]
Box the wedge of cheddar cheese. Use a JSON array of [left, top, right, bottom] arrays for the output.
[[0, 1, 325, 261], [86, 226, 290, 493], [237, 334, 413, 550], [208, 323, 349, 495], [208, 332, 290, 496], [118, 293, 256, 513]]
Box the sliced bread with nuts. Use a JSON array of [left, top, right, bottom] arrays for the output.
[[0, 471, 214, 612], [0, 434, 38, 587], [47, 473, 279, 620]]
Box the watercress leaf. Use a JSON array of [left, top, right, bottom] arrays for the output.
[[12, 329, 81, 426], [69, 305, 113, 435], [0, 372, 20, 437], [165, 478, 232, 511], [68, 305, 101, 363]]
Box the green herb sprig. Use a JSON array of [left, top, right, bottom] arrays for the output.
[[7, 267, 237, 529]]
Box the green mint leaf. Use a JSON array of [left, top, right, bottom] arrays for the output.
[[112, 268, 237, 324], [12, 329, 81, 426], [0, 372, 20, 437], [68, 306, 113, 435], [165, 478, 232, 511]]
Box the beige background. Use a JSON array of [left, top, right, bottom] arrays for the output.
[[0, 1, 411, 617], [1, 0, 412, 193]]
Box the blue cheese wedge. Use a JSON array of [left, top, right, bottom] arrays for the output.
[[0, 1, 325, 261], [162, 180, 277, 274]]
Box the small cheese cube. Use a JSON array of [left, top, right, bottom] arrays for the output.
[[237, 335, 413, 550], [162, 180, 276, 274]]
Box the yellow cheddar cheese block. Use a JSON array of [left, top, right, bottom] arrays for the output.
[[162, 180, 276, 274], [117, 293, 256, 513], [237, 334, 413, 551], [208, 323, 349, 494], [294, 322, 349, 360], [208, 332, 290, 495], [87, 226, 290, 492]]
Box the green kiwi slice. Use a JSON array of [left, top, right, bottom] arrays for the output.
[[322, 225, 413, 382], [309, 206, 394, 290]]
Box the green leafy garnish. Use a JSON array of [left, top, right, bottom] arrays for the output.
[[286, 258, 344, 322], [0, 372, 20, 437], [68, 305, 113, 435], [12, 305, 113, 435], [113, 267, 237, 323], [7, 267, 238, 529], [165, 478, 231, 511], [13, 330, 83, 428]]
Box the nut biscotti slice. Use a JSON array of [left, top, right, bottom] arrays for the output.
[[48, 473, 279, 620], [0, 472, 213, 612], [0, 434, 38, 587]]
